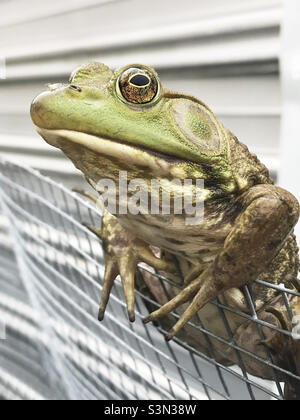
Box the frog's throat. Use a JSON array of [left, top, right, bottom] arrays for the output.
[[36, 127, 188, 176]]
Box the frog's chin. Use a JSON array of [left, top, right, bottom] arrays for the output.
[[35, 127, 177, 176]]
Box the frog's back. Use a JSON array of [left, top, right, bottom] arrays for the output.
[[227, 131, 274, 189]]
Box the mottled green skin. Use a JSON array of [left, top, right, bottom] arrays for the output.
[[31, 63, 300, 398]]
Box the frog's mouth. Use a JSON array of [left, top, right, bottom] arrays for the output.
[[36, 127, 182, 175]]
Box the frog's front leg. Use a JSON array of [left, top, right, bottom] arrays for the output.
[[144, 185, 299, 340], [78, 206, 175, 325], [98, 212, 177, 321]]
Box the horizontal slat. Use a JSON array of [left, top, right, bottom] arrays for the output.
[[3, 6, 281, 61], [0, 1, 282, 81], [0, 151, 79, 175], [0, 134, 55, 152], [5, 35, 280, 81], [0, 0, 118, 27], [0, 0, 281, 29]]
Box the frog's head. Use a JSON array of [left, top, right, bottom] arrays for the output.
[[31, 62, 236, 192]]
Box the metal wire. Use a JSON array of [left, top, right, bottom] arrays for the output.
[[0, 156, 299, 400]]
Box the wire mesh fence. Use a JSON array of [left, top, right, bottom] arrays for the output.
[[0, 156, 299, 400]]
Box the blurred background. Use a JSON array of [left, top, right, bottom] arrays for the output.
[[0, 0, 299, 400]]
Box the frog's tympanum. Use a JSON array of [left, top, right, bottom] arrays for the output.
[[31, 63, 300, 399]]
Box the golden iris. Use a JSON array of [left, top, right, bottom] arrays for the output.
[[117, 66, 160, 105]]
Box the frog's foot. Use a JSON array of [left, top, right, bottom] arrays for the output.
[[143, 269, 249, 340], [81, 210, 176, 322], [143, 266, 216, 339]]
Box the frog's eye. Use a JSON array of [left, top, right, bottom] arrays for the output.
[[116, 66, 160, 106]]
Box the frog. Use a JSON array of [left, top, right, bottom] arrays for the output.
[[31, 62, 300, 399]]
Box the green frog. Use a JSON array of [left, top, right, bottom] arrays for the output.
[[31, 62, 300, 399]]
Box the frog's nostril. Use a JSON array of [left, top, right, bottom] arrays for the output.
[[69, 84, 82, 92]]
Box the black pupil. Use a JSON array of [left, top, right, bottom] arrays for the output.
[[130, 74, 150, 87]]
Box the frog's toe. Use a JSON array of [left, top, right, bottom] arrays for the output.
[[166, 276, 223, 340], [137, 246, 176, 273], [119, 257, 136, 322], [98, 253, 138, 322], [143, 276, 201, 325], [116, 246, 175, 322], [98, 256, 119, 321]]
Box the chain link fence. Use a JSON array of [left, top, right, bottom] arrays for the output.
[[0, 157, 299, 400]]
